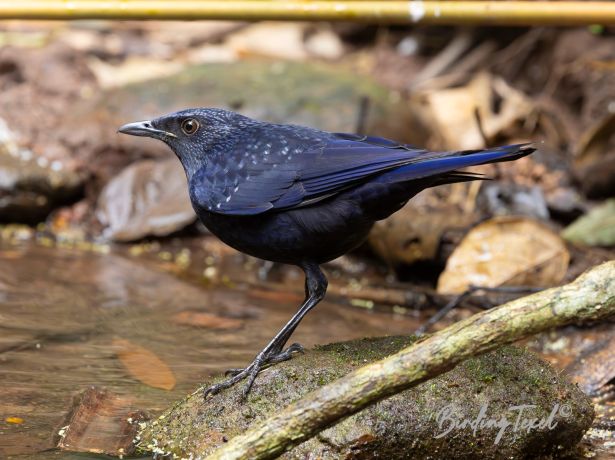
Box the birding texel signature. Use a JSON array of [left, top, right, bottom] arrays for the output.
[[432, 402, 572, 444]]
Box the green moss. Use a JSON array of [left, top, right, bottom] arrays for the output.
[[137, 336, 594, 460]]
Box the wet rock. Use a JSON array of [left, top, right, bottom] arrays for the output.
[[0, 119, 83, 223], [138, 337, 594, 459], [0, 43, 93, 223], [0, 43, 96, 169], [96, 159, 195, 241], [477, 182, 549, 219], [546, 187, 586, 222]]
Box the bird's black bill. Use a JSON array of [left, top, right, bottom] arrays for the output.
[[117, 120, 175, 139]]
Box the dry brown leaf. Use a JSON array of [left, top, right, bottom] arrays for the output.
[[575, 112, 615, 169], [112, 338, 176, 390], [171, 311, 244, 330], [573, 112, 615, 198], [413, 72, 533, 150], [369, 201, 475, 266], [437, 216, 569, 294]]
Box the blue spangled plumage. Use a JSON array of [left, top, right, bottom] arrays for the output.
[[118, 107, 536, 398], [190, 125, 531, 216]]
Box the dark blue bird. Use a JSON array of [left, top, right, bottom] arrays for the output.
[[119, 108, 534, 398]]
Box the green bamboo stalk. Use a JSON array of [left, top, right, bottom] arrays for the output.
[[205, 261, 615, 459], [0, 1, 614, 25]]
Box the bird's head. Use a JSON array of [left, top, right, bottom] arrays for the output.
[[118, 108, 253, 178]]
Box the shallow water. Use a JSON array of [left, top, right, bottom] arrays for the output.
[[0, 242, 421, 458]]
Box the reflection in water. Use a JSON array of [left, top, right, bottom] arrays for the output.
[[0, 243, 420, 458]]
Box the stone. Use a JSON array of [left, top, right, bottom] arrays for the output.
[[138, 336, 594, 459], [0, 118, 83, 223], [96, 159, 195, 241]]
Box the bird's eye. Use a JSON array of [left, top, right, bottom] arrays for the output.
[[181, 118, 200, 135]]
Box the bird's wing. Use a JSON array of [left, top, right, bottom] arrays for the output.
[[191, 130, 532, 216], [190, 133, 428, 216]]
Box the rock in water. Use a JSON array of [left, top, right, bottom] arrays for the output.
[[137, 336, 594, 459], [96, 159, 195, 241], [0, 120, 83, 224]]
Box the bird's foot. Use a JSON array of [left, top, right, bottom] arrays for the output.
[[202, 342, 304, 400]]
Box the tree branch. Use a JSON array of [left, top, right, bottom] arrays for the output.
[[206, 261, 615, 460]]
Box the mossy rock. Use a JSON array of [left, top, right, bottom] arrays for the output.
[[65, 59, 423, 175], [137, 336, 593, 459], [102, 59, 417, 139]]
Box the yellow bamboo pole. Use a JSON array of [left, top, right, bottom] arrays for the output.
[[0, 1, 613, 25]]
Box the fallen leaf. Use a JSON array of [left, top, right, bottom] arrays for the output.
[[171, 311, 244, 330], [112, 338, 176, 390], [57, 387, 146, 456], [562, 199, 615, 247], [0, 250, 24, 260], [437, 216, 570, 294], [412, 72, 533, 150], [369, 185, 479, 266], [369, 200, 475, 266], [574, 112, 615, 198], [5, 417, 24, 424]]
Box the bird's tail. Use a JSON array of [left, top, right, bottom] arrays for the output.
[[377, 143, 535, 185]]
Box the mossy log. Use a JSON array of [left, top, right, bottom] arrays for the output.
[[205, 261, 615, 459]]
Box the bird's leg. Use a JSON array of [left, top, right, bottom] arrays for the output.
[[203, 263, 327, 400]]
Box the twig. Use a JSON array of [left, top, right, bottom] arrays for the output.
[[473, 107, 489, 146], [354, 96, 370, 135], [409, 30, 474, 90], [205, 261, 615, 460], [414, 288, 474, 335], [415, 284, 543, 335]]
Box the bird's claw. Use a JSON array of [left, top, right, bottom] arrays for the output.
[[202, 343, 305, 400]]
